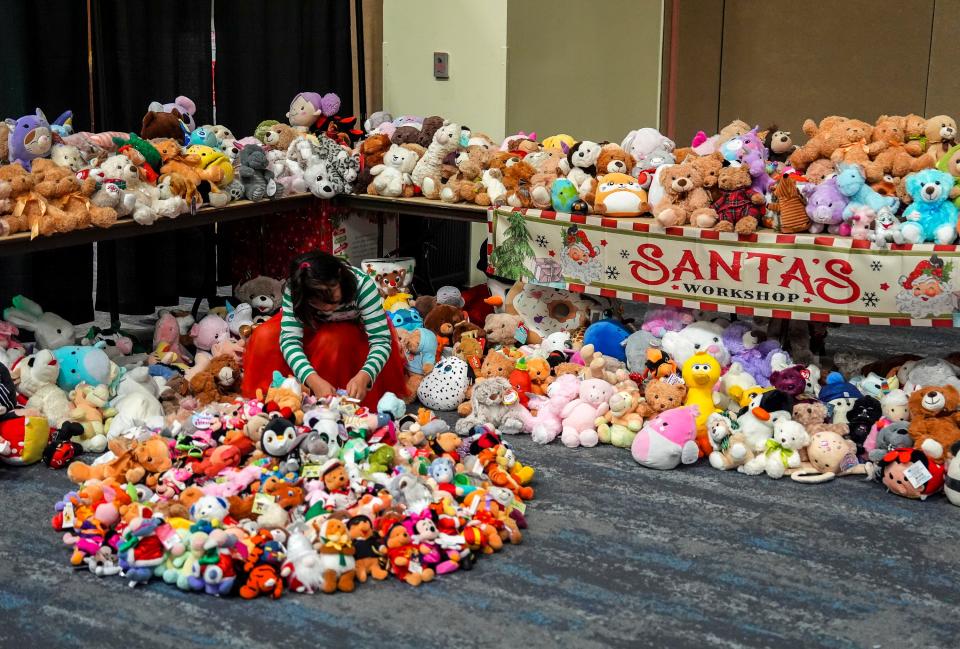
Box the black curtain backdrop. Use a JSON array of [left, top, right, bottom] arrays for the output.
[[1, 0, 355, 318], [0, 1, 95, 324]]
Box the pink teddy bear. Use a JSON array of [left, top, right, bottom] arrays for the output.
[[559, 378, 615, 448], [848, 205, 876, 241], [520, 373, 582, 444]]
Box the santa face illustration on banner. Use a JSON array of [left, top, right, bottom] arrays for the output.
[[895, 254, 958, 318], [560, 225, 604, 283]]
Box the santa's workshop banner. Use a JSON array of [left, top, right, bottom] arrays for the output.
[[487, 208, 960, 327]]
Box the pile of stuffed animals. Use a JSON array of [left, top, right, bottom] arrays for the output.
[[355, 113, 960, 244], [7, 99, 960, 246], [0, 282, 534, 595], [0, 92, 363, 238]]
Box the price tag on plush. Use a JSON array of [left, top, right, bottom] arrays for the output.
[[904, 461, 934, 489], [514, 324, 529, 345], [301, 464, 322, 479], [252, 492, 278, 515]]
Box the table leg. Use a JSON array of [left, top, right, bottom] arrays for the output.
[[99, 240, 120, 327]]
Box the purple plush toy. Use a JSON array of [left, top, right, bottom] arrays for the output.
[[721, 321, 768, 382], [801, 178, 850, 236], [739, 128, 775, 195], [5, 108, 53, 171]]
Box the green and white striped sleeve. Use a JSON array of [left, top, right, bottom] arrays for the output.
[[353, 268, 393, 384], [279, 287, 316, 385]]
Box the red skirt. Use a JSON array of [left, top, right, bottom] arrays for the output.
[[240, 312, 410, 409]]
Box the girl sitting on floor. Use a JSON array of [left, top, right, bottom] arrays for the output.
[[241, 251, 408, 407]]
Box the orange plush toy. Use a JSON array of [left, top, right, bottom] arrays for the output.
[[67, 437, 172, 485], [907, 386, 960, 458]]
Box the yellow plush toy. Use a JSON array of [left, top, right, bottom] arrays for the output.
[[682, 350, 721, 456]]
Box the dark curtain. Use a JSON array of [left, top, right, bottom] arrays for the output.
[[91, 0, 214, 314], [214, 0, 354, 287], [0, 1, 95, 324]]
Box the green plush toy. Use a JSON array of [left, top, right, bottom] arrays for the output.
[[935, 144, 960, 209], [254, 120, 280, 144], [366, 444, 394, 474]]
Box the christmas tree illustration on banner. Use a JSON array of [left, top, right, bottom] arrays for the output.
[[491, 210, 535, 280]]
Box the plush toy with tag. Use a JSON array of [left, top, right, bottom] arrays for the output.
[[907, 385, 960, 459], [873, 446, 945, 500], [235, 143, 280, 201], [454, 377, 525, 436], [791, 430, 873, 484]]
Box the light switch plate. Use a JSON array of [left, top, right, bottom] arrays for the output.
[[434, 52, 449, 79]]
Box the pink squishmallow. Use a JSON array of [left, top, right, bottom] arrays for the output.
[[631, 405, 700, 470]]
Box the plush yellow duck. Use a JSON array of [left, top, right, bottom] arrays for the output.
[[681, 350, 722, 456]]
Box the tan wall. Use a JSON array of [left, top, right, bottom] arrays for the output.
[[505, 0, 663, 143], [382, 0, 509, 141], [670, 0, 960, 146]]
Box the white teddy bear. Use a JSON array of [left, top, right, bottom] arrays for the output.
[[742, 418, 809, 479], [51, 144, 85, 172], [100, 155, 185, 225], [369, 144, 418, 197]]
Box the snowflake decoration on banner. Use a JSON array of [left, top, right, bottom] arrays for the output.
[[606, 266, 620, 280], [861, 292, 879, 308], [536, 235, 548, 248], [620, 249, 629, 259], [871, 261, 882, 272]]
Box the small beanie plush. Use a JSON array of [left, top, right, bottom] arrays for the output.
[[819, 372, 863, 403]]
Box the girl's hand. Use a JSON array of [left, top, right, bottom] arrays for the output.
[[306, 374, 335, 398], [345, 371, 371, 401]]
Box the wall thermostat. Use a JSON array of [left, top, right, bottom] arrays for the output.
[[434, 52, 449, 79]]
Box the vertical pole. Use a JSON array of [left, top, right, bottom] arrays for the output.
[[355, 0, 367, 122]]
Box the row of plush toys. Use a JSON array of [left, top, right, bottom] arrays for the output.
[[352, 112, 960, 245], [0, 92, 363, 238], [7, 98, 960, 247], [388, 280, 960, 506]]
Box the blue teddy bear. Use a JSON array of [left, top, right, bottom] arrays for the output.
[[901, 169, 959, 244]]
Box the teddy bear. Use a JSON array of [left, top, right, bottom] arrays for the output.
[[438, 145, 488, 203], [483, 313, 541, 348], [706, 411, 753, 470], [189, 354, 242, 405], [526, 356, 553, 395], [236, 276, 284, 321], [923, 115, 958, 163], [652, 164, 717, 227], [637, 379, 687, 419], [685, 152, 723, 195], [140, 108, 185, 141], [454, 377, 526, 436], [791, 401, 848, 438], [456, 350, 515, 416], [660, 320, 730, 367], [154, 138, 224, 188], [710, 164, 763, 233], [67, 436, 172, 486], [368, 143, 419, 198], [825, 119, 873, 169], [580, 143, 636, 198], [865, 115, 931, 182], [899, 168, 958, 244], [50, 144, 85, 172], [596, 389, 644, 448], [907, 385, 960, 459], [396, 328, 437, 398], [262, 123, 299, 153], [525, 149, 566, 208], [559, 378, 615, 448], [742, 418, 808, 479], [788, 115, 866, 172], [423, 304, 465, 349]]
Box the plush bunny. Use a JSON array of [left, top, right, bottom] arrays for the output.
[[10, 349, 72, 426], [3, 295, 75, 349]]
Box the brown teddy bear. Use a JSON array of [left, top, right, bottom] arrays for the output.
[[923, 115, 958, 163], [907, 385, 960, 457], [392, 115, 445, 148], [865, 115, 931, 181], [483, 313, 541, 347], [263, 123, 299, 152], [67, 437, 173, 485], [141, 108, 186, 141], [440, 145, 489, 203], [804, 159, 836, 184], [823, 118, 872, 168], [712, 164, 764, 234], [905, 113, 929, 154], [357, 133, 395, 193], [687, 152, 724, 196], [635, 379, 687, 418], [789, 116, 863, 172], [189, 354, 242, 405], [652, 165, 717, 227], [423, 304, 466, 349], [792, 401, 848, 437]]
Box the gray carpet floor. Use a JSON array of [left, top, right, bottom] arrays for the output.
[[2, 325, 960, 649]]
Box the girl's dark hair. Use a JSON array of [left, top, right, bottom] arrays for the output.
[[289, 251, 357, 327]]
